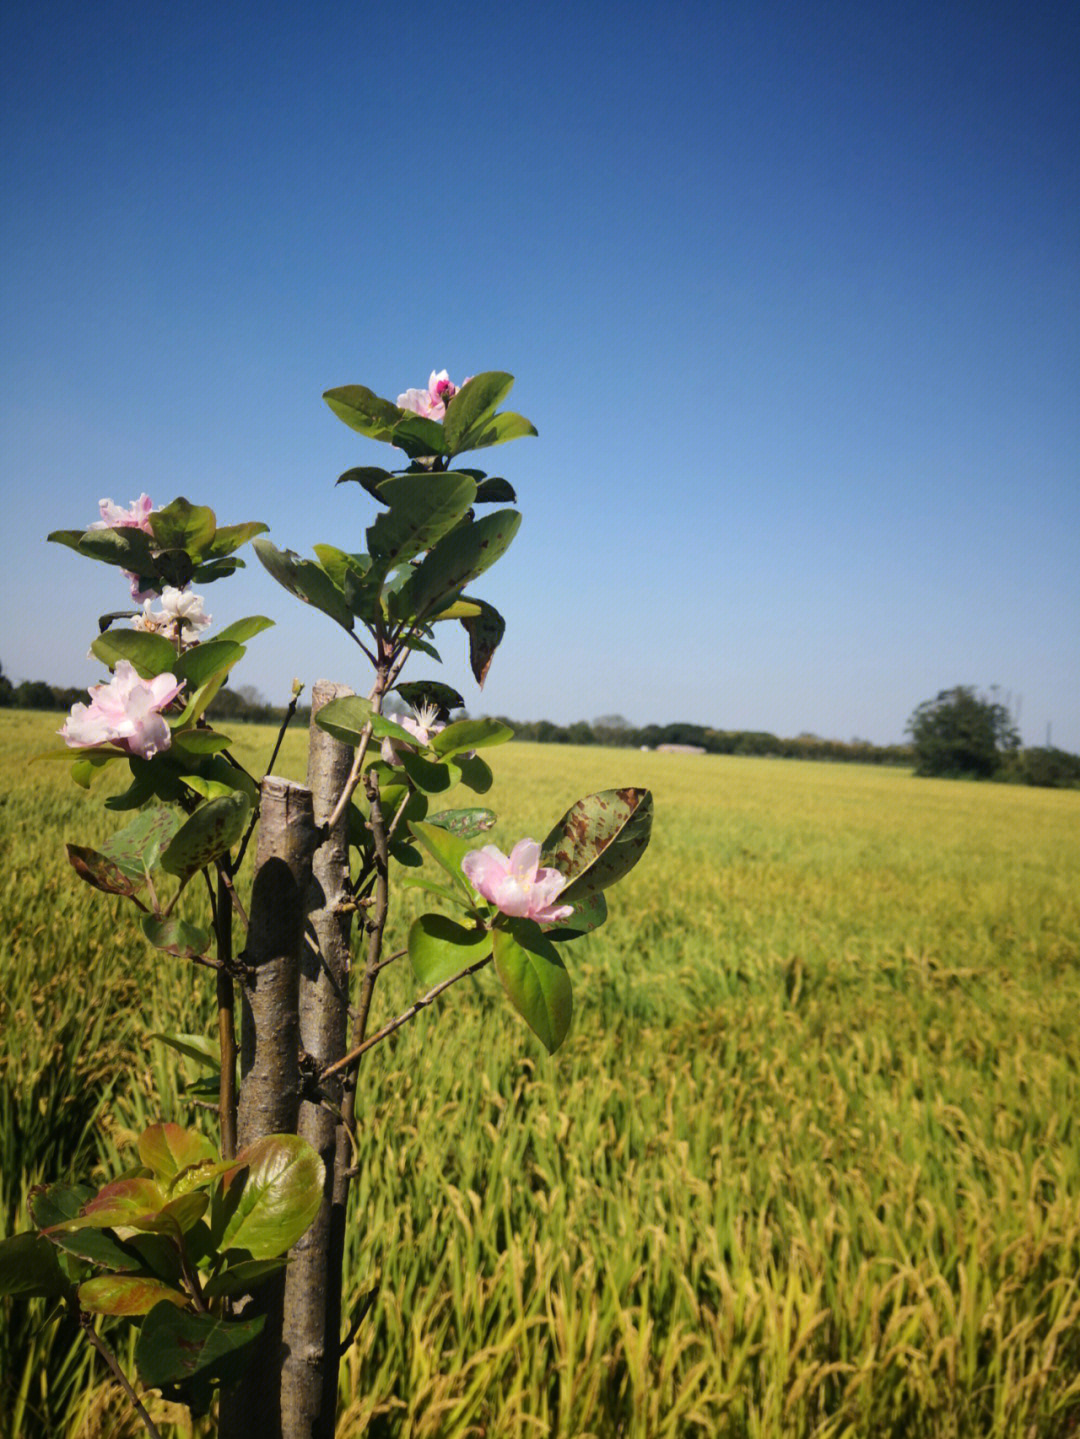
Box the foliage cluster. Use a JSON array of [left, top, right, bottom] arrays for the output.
[[906, 686, 1020, 780], [2, 721, 1079, 1436]]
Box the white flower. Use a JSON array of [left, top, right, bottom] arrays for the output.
[[133, 587, 211, 643], [381, 703, 445, 766]]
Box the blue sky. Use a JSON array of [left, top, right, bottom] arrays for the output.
[[2, 1, 1077, 748]]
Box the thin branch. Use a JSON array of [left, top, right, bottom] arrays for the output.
[[321, 952, 492, 1083], [77, 1310, 163, 1439], [324, 722, 373, 833], [215, 869, 238, 1160]]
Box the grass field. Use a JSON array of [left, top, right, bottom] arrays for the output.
[[2, 708, 1079, 1437]]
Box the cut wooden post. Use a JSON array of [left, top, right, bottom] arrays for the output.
[[220, 774, 317, 1439], [281, 683, 355, 1439]]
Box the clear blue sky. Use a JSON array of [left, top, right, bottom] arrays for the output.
[[2, 0, 1077, 748]]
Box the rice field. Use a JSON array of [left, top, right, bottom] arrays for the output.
[[1, 707, 1079, 1437]]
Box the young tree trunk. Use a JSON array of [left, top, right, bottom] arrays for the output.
[[220, 775, 317, 1439], [281, 683, 355, 1439]]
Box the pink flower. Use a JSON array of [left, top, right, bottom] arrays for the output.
[[89, 494, 157, 600], [60, 660, 184, 760], [89, 495, 154, 533], [396, 370, 461, 422], [462, 839, 574, 923]]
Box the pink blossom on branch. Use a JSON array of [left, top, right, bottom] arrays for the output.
[[396, 370, 472, 423], [462, 839, 574, 923], [380, 704, 445, 766], [60, 660, 184, 761]]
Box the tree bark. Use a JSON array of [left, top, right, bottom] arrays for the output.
[[281, 683, 355, 1439], [220, 774, 317, 1439]]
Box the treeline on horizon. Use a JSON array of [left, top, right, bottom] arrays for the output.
[[6, 667, 1079, 787]]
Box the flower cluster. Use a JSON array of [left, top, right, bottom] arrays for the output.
[[133, 586, 211, 643], [397, 370, 471, 422], [462, 839, 574, 924], [60, 660, 183, 760]]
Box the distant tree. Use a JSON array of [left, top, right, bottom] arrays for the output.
[[906, 686, 1020, 779], [15, 679, 57, 710], [0, 662, 14, 708]]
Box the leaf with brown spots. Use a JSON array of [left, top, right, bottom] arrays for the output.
[[541, 788, 653, 903]]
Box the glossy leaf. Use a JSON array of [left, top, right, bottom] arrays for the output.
[[425, 807, 497, 839], [450, 753, 493, 794], [66, 844, 144, 898], [397, 750, 452, 794], [89, 630, 179, 679], [323, 384, 402, 442], [138, 1124, 218, 1186], [160, 792, 251, 880], [444, 372, 515, 453], [541, 788, 653, 902], [394, 680, 464, 716], [366, 472, 477, 568], [148, 498, 217, 556], [431, 717, 513, 759], [391, 413, 449, 458], [212, 614, 274, 645], [394, 509, 521, 621], [203, 1257, 287, 1299], [141, 916, 212, 959], [459, 409, 537, 451], [474, 476, 516, 503], [409, 913, 491, 986], [173, 640, 246, 691], [408, 820, 477, 901], [543, 888, 608, 941], [217, 1135, 324, 1260], [79, 1274, 189, 1316], [136, 1301, 265, 1408], [75, 526, 156, 571], [337, 465, 393, 498], [170, 730, 232, 755], [253, 540, 354, 631], [492, 921, 572, 1054], [314, 695, 417, 747], [0, 1232, 68, 1299], [205, 522, 269, 558], [461, 598, 506, 688], [101, 805, 181, 876]]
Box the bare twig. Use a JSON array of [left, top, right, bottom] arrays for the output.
[[77, 1310, 163, 1439], [321, 952, 493, 1083]]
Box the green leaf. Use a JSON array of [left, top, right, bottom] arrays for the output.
[[79, 1274, 190, 1316], [323, 384, 402, 442], [160, 792, 251, 881], [153, 548, 196, 590], [461, 599, 506, 688], [150, 1032, 220, 1069], [66, 844, 144, 898], [541, 789, 654, 903], [444, 372, 515, 454], [101, 805, 181, 876], [170, 729, 232, 755], [138, 1124, 218, 1186], [0, 1232, 68, 1299], [394, 509, 521, 621], [337, 465, 393, 499], [142, 915, 211, 958], [390, 413, 449, 459], [172, 640, 246, 691], [396, 874, 474, 910], [190, 556, 242, 585], [90, 630, 179, 679], [492, 922, 572, 1054], [366, 472, 477, 570], [450, 754, 493, 794], [474, 476, 516, 503], [212, 614, 274, 645], [409, 913, 491, 986], [253, 540, 354, 631], [312, 544, 370, 592], [459, 410, 538, 452], [425, 808, 497, 839], [397, 750, 452, 794], [408, 820, 476, 901], [431, 718, 513, 759], [77, 526, 156, 572], [217, 1135, 324, 1260], [136, 1302, 265, 1412], [543, 888, 608, 941], [148, 498, 217, 557], [394, 680, 464, 715], [314, 695, 417, 747], [205, 522, 269, 559]]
